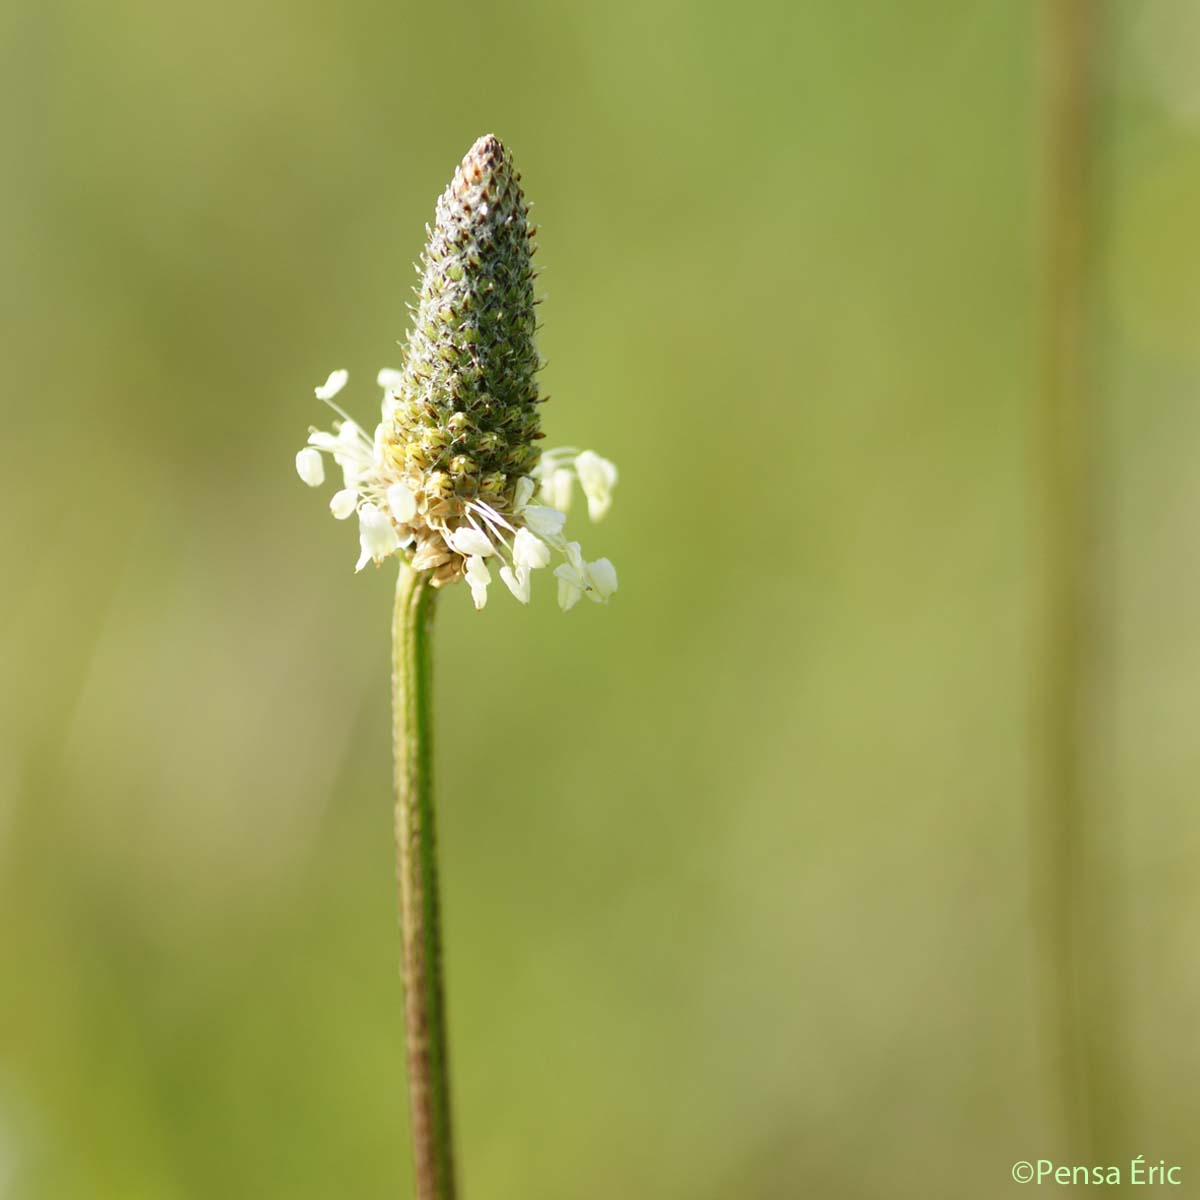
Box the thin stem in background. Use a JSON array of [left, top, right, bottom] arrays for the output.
[[392, 563, 456, 1200], [1035, 0, 1097, 1160]]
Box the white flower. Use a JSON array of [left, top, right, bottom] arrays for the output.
[[499, 564, 531, 604], [522, 505, 567, 537], [574, 450, 618, 521], [465, 555, 491, 609], [315, 369, 349, 401], [330, 488, 358, 519], [448, 527, 494, 558], [295, 382, 619, 613], [295, 447, 325, 487], [513, 527, 551, 570], [355, 503, 400, 572], [387, 482, 417, 523]]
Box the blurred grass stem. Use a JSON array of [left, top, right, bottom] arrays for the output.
[[1035, 0, 1097, 1158], [392, 563, 457, 1200]]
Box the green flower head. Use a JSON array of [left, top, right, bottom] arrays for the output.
[[294, 134, 618, 611]]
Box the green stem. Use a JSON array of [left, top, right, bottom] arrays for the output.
[[392, 563, 456, 1200], [1035, 0, 1096, 1158]]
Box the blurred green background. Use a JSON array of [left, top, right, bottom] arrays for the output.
[[4, 1, 1200, 1195]]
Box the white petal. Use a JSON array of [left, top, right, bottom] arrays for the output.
[[330, 488, 358, 519], [513, 527, 551, 570], [586, 557, 618, 600], [377, 368, 405, 390], [315, 369, 349, 401], [336, 419, 364, 447], [500, 564, 531, 604], [307, 431, 339, 449], [355, 503, 400, 572], [465, 554, 491, 585], [513, 475, 535, 513], [448, 527, 495, 558], [295, 447, 325, 487], [523, 505, 567, 537], [387, 482, 417, 523]]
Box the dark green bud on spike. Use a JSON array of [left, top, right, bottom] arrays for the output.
[[297, 133, 618, 606], [385, 135, 541, 579]]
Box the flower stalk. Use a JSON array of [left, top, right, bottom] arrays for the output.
[[392, 563, 455, 1200], [293, 134, 622, 1197]]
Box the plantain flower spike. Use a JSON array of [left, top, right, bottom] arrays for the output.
[[295, 134, 618, 611]]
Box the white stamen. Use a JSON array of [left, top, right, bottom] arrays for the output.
[[469, 500, 517, 534], [295, 447, 325, 487], [513, 476, 535, 513], [523, 505, 567, 537], [387, 482, 417, 523], [330, 488, 358, 519], [513, 528, 551, 570], [464, 555, 491, 610], [448, 527, 494, 558], [557, 574, 583, 612], [500, 564, 531, 604], [553, 543, 588, 613], [355, 503, 400, 572], [543, 467, 574, 513], [335, 420, 369, 488], [315, 369, 349, 401], [586, 557, 618, 601], [575, 450, 618, 522]]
